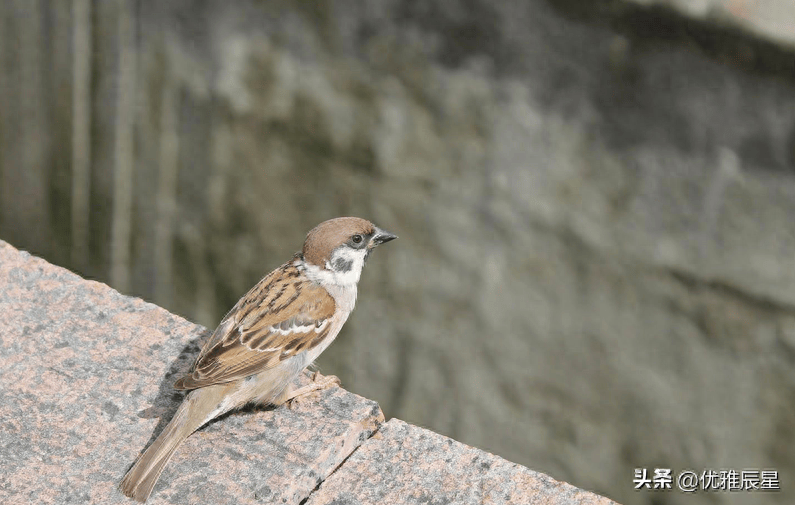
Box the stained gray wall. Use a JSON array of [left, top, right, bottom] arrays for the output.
[[1, 2, 794, 505]]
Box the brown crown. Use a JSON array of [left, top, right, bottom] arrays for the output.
[[302, 217, 376, 267]]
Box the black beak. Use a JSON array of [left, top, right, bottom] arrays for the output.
[[371, 228, 398, 246]]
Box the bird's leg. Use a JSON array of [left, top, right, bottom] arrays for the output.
[[284, 371, 341, 409]]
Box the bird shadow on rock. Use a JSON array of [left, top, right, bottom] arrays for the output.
[[122, 326, 282, 471]]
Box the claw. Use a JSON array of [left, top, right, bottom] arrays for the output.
[[284, 372, 341, 409]]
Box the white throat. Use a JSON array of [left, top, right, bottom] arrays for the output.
[[299, 246, 367, 313], [325, 246, 367, 286]]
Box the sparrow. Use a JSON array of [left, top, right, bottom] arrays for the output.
[[120, 217, 396, 502]]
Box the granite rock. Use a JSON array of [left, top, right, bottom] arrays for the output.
[[0, 240, 383, 504], [306, 419, 617, 505]]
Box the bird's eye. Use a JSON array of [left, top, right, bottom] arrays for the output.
[[351, 234, 363, 244]]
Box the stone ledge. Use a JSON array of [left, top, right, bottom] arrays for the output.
[[0, 240, 617, 505], [306, 419, 616, 505]]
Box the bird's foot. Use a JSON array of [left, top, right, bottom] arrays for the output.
[[285, 371, 341, 409]]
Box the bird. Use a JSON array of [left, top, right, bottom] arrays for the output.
[[120, 217, 396, 502]]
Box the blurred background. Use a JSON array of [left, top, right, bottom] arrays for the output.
[[1, 1, 794, 504]]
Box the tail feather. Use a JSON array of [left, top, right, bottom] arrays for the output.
[[120, 387, 227, 502], [120, 439, 182, 502]]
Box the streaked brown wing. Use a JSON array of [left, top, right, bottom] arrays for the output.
[[174, 262, 336, 390]]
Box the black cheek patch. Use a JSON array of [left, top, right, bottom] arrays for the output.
[[332, 257, 354, 272]]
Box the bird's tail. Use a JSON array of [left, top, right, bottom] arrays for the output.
[[119, 385, 229, 502]]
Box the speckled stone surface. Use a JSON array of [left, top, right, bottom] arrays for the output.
[[305, 419, 617, 505], [0, 240, 383, 504], [0, 241, 618, 505]]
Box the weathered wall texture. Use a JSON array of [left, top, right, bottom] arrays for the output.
[[625, 0, 795, 48], [1, 2, 794, 505]]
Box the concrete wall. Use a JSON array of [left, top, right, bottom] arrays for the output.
[[625, 0, 795, 48]]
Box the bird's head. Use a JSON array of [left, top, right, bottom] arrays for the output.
[[302, 217, 397, 286]]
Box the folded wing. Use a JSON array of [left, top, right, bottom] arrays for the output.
[[174, 262, 336, 390]]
